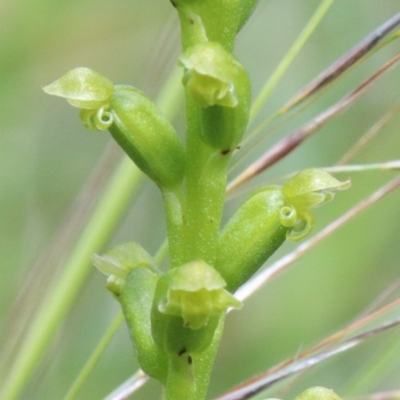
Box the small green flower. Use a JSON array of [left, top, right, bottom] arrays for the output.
[[92, 242, 159, 296], [282, 169, 350, 240], [180, 42, 241, 108], [44, 68, 186, 190], [180, 42, 251, 150], [158, 260, 242, 329], [216, 170, 350, 291], [282, 169, 351, 209]]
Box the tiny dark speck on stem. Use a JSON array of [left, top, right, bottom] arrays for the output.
[[188, 356, 193, 364], [170, 0, 177, 7], [189, 18, 194, 25], [221, 149, 230, 155], [178, 347, 187, 356]]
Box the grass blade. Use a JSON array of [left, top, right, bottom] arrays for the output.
[[250, 0, 336, 120]]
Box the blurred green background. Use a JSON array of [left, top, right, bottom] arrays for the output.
[[1, 1, 400, 399]]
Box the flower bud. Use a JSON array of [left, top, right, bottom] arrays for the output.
[[216, 187, 289, 292], [109, 85, 186, 190], [151, 260, 241, 354], [180, 42, 250, 150], [282, 169, 350, 240]]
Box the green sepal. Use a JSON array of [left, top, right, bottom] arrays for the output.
[[92, 241, 159, 297], [151, 261, 241, 355], [109, 85, 186, 190], [43, 67, 114, 109], [283, 169, 351, 210], [216, 187, 289, 292], [294, 387, 342, 400], [120, 267, 168, 382]]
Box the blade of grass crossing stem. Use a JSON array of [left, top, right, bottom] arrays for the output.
[[337, 103, 400, 165], [249, 0, 336, 121], [0, 67, 183, 400]]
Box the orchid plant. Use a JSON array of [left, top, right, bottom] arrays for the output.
[[2, 1, 400, 400], [40, 1, 350, 399]]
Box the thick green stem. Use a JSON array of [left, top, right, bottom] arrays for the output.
[[181, 96, 231, 266], [163, 354, 196, 400], [159, 93, 231, 399], [162, 187, 186, 267]]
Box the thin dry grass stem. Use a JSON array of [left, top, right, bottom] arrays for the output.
[[359, 279, 400, 318], [337, 104, 400, 165], [237, 17, 400, 169], [227, 52, 400, 194], [281, 13, 400, 112], [235, 174, 400, 303], [105, 297, 400, 400], [230, 98, 312, 174], [253, 279, 400, 397], [103, 369, 149, 400], [250, 297, 400, 380], [320, 161, 400, 174], [216, 319, 400, 400], [349, 390, 400, 400], [232, 29, 400, 177]]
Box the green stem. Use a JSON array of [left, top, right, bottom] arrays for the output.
[[162, 187, 185, 268], [163, 315, 225, 400], [181, 96, 231, 266], [163, 355, 197, 400]]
